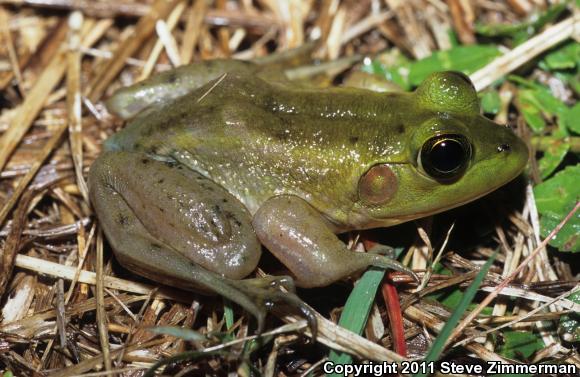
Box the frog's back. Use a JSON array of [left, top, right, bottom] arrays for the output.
[[108, 73, 414, 221]]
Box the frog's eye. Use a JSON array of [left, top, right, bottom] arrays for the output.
[[418, 134, 471, 181]]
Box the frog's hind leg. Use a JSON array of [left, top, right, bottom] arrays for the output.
[[89, 151, 315, 334], [106, 60, 260, 119]]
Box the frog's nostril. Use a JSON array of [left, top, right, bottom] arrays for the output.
[[497, 143, 511, 153]]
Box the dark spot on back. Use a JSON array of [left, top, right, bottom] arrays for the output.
[[167, 72, 178, 84], [117, 214, 129, 226], [157, 121, 171, 130]]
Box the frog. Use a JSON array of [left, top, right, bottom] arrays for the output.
[[88, 54, 528, 336]]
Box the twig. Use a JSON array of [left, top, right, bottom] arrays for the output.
[[138, 1, 185, 80], [14, 254, 190, 302], [455, 285, 580, 348], [95, 231, 112, 372], [180, 0, 207, 64], [66, 11, 89, 203], [86, 0, 180, 102], [447, 201, 580, 346], [0, 17, 101, 176], [471, 16, 579, 91], [0, 123, 67, 228], [279, 310, 406, 363]]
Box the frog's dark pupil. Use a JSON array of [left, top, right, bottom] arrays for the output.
[[421, 134, 470, 181], [429, 139, 463, 172]]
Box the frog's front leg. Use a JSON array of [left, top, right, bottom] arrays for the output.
[[89, 152, 315, 333], [252, 196, 418, 288]]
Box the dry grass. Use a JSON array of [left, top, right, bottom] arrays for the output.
[[0, 0, 578, 375]]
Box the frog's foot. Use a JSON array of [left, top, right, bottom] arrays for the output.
[[367, 244, 395, 257], [364, 253, 419, 283], [235, 276, 317, 338], [360, 245, 418, 282]]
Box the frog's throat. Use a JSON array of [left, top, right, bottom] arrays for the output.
[[367, 176, 518, 230]]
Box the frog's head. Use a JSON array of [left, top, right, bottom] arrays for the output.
[[355, 71, 528, 227]]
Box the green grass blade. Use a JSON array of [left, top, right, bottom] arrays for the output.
[[413, 251, 498, 377], [327, 267, 386, 376], [327, 247, 405, 376], [147, 326, 206, 342]]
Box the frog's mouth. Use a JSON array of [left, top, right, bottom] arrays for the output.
[[359, 181, 512, 230]]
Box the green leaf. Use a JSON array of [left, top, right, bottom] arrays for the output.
[[480, 90, 501, 115], [559, 290, 580, 343], [497, 330, 545, 359], [224, 298, 234, 328], [564, 103, 580, 134], [407, 45, 501, 86], [542, 42, 580, 71], [516, 85, 570, 134], [327, 249, 404, 376], [538, 140, 570, 178], [147, 326, 206, 342], [413, 251, 498, 377], [518, 90, 547, 132], [475, 2, 568, 39], [534, 165, 580, 252], [430, 287, 463, 309], [327, 267, 386, 375], [361, 50, 412, 90]]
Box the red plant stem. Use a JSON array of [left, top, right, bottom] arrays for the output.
[[362, 238, 408, 357], [382, 277, 408, 357]]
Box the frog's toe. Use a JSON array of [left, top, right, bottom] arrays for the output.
[[236, 278, 317, 339], [242, 275, 296, 293], [367, 244, 395, 257], [369, 254, 419, 283]]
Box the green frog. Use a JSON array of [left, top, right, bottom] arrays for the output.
[[89, 56, 528, 335]]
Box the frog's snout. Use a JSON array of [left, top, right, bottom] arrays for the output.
[[499, 127, 529, 170]]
